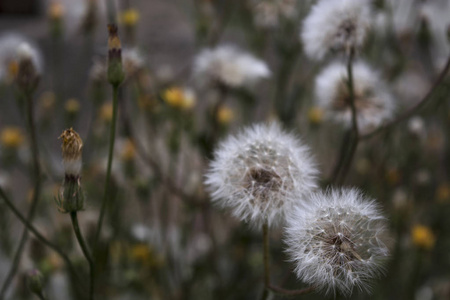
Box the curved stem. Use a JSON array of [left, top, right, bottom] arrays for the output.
[[94, 85, 119, 250], [268, 285, 315, 296], [70, 212, 95, 300], [261, 222, 270, 300], [361, 54, 450, 140], [0, 92, 41, 299], [0, 187, 84, 288]]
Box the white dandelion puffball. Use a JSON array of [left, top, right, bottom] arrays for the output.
[[205, 123, 317, 228], [285, 188, 390, 295], [193, 45, 271, 88], [301, 0, 372, 60], [0, 34, 43, 81], [315, 61, 395, 132]]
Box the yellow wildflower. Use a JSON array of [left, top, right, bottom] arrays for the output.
[[411, 225, 436, 250], [99, 103, 113, 122], [308, 107, 324, 124], [436, 183, 450, 203], [65, 98, 80, 114], [120, 8, 140, 27], [121, 139, 136, 161], [1, 127, 24, 148], [217, 106, 234, 124], [163, 87, 196, 110], [48, 2, 65, 20]]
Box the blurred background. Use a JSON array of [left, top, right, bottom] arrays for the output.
[[0, 0, 450, 299]]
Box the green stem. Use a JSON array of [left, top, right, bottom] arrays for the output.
[[94, 85, 119, 250], [0, 92, 41, 299], [70, 212, 95, 300], [0, 187, 84, 288], [261, 222, 270, 300], [36, 291, 47, 300], [335, 49, 359, 185]]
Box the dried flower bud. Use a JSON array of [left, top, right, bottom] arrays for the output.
[[56, 128, 85, 213], [27, 269, 44, 295], [59, 128, 83, 176], [107, 24, 125, 87]]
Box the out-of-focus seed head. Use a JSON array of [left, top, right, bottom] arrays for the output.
[[15, 43, 41, 94], [301, 0, 372, 60], [205, 122, 318, 228], [285, 188, 390, 296]]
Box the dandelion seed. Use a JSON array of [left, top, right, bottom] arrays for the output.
[[314, 61, 395, 132], [285, 188, 390, 296], [301, 0, 372, 60], [205, 122, 317, 228], [193, 45, 270, 89]]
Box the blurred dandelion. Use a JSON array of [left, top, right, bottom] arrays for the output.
[[301, 0, 372, 60], [285, 188, 390, 295], [205, 122, 317, 228], [314, 61, 395, 132], [193, 45, 270, 89]]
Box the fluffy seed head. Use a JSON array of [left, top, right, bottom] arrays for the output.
[[193, 45, 270, 88], [315, 61, 395, 132], [301, 0, 372, 60], [204, 122, 317, 228], [285, 188, 390, 296]]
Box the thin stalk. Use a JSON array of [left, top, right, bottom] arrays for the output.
[[0, 187, 84, 288], [361, 54, 450, 140], [94, 85, 119, 250], [36, 292, 47, 300], [335, 49, 359, 185], [70, 212, 95, 300], [0, 92, 41, 299], [261, 222, 270, 300]]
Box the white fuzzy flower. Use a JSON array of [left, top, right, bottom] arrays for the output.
[[301, 0, 372, 60], [0, 34, 43, 82], [315, 61, 395, 132], [204, 122, 317, 228], [285, 188, 390, 296], [193, 45, 271, 88], [122, 48, 146, 78]]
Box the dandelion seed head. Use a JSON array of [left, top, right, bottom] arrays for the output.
[[193, 45, 270, 89], [315, 61, 395, 132], [205, 122, 317, 228], [285, 188, 390, 296], [301, 0, 371, 60]]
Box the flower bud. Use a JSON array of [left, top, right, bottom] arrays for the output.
[[15, 43, 40, 94], [56, 128, 85, 213], [107, 24, 125, 87], [27, 269, 44, 295]]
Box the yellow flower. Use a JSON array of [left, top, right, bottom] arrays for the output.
[[411, 225, 436, 250], [121, 139, 136, 161], [39, 91, 56, 111], [163, 87, 196, 110], [217, 106, 234, 124], [436, 183, 450, 203], [131, 244, 152, 264], [120, 8, 140, 27], [308, 107, 324, 124], [48, 2, 65, 20], [99, 103, 113, 122], [1, 127, 24, 148], [65, 98, 80, 114]]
